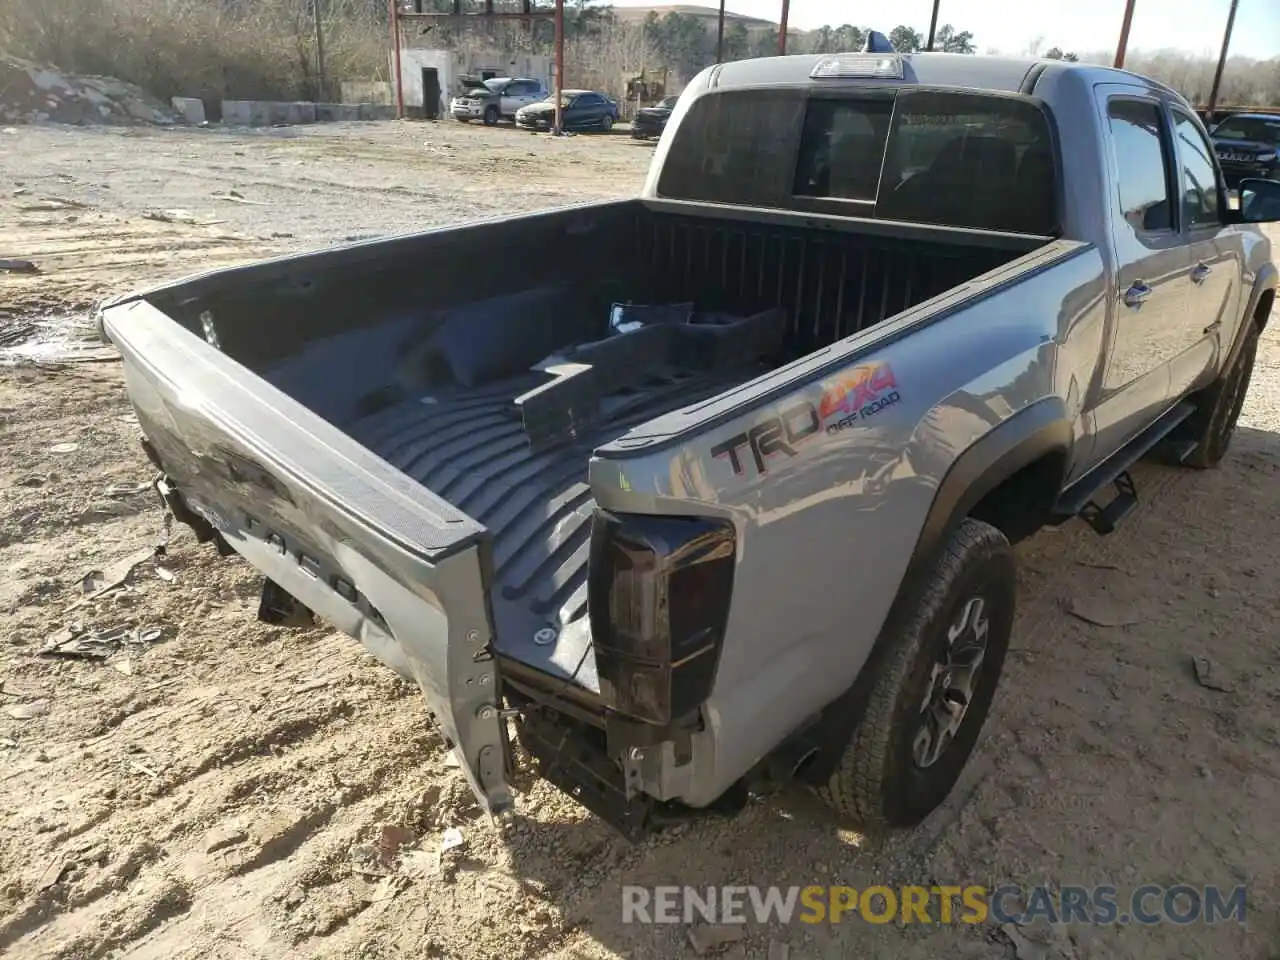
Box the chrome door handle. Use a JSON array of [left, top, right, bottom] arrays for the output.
[[1191, 262, 1212, 284], [1122, 282, 1152, 308]]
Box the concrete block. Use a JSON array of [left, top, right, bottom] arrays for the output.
[[220, 100, 266, 126], [170, 96, 206, 125], [315, 103, 361, 123], [283, 101, 317, 124], [358, 103, 396, 121]]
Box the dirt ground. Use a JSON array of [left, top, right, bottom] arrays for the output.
[[2, 120, 1279, 960]]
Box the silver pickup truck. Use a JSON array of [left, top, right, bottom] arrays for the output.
[[100, 51, 1279, 840]]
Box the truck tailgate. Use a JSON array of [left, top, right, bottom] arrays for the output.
[[101, 297, 513, 815]]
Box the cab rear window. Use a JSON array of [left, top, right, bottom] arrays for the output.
[[657, 87, 1059, 235]]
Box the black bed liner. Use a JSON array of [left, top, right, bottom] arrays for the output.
[[347, 363, 758, 690]]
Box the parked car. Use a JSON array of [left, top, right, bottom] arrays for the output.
[[631, 94, 680, 140], [450, 76, 547, 126], [1210, 112, 1280, 186], [515, 89, 618, 132], [101, 50, 1278, 841]]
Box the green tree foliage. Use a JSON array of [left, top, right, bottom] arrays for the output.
[[933, 23, 975, 54], [888, 25, 922, 53]]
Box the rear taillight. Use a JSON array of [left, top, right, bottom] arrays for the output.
[[588, 511, 736, 726]]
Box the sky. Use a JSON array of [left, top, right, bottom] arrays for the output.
[[608, 0, 1280, 61]]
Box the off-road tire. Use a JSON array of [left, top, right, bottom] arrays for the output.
[[1183, 323, 1259, 469], [483, 106, 499, 126], [817, 518, 1015, 829]]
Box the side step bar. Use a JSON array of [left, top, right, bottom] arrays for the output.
[[1050, 401, 1197, 535]]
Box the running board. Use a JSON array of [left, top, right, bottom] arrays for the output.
[[1050, 401, 1196, 534]]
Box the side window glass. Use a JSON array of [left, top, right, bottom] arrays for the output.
[[1174, 110, 1221, 228], [1106, 99, 1174, 233]]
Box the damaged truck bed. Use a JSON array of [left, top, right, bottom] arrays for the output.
[[100, 49, 1277, 839]]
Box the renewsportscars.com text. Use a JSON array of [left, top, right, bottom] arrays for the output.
[[621, 884, 1247, 926]]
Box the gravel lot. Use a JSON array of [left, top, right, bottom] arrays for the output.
[[2, 119, 1279, 960]]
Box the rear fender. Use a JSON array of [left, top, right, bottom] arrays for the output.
[[798, 397, 1072, 784]]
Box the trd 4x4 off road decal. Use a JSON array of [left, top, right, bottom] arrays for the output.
[[819, 362, 901, 434], [709, 400, 821, 477]]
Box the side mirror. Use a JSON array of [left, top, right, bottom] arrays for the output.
[[1237, 178, 1280, 223]]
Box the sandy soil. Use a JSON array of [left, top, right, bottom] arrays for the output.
[[2, 120, 1280, 960]]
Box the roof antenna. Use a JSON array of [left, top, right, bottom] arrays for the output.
[[862, 30, 895, 53]]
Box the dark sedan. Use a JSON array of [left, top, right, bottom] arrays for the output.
[[1210, 113, 1280, 187], [631, 95, 679, 140], [514, 90, 619, 133]]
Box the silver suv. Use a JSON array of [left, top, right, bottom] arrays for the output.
[[450, 76, 547, 126]]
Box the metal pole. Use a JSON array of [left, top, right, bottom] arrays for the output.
[[716, 0, 726, 63], [926, 0, 940, 51], [1206, 0, 1240, 123], [777, 0, 790, 55], [389, 0, 404, 119], [1114, 0, 1136, 69], [313, 0, 328, 102], [554, 0, 564, 135]]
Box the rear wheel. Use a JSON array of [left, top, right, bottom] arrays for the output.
[[483, 106, 499, 126], [600, 114, 613, 132], [817, 518, 1015, 828], [1183, 323, 1259, 469]]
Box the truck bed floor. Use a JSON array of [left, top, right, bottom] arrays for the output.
[[346, 366, 755, 691]]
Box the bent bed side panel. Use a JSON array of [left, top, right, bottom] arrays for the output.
[[101, 298, 512, 814]]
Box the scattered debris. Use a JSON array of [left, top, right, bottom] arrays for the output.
[[1192, 655, 1233, 692], [440, 826, 465, 853], [82, 571, 105, 594], [1064, 596, 1139, 628], [67, 547, 158, 610], [127, 757, 160, 779], [0, 258, 39, 273], [113, 658, 135, 676], [0, 55, 176, 126], [0, 738, 17, 749], [155, 566, 175, 583], [442, 751, 461, 769], [687, 923, 747, 955], [214, 190, 267, 205], [294, 677, 332, 694], [1076, 560, 1122, 571], [15, 475, 46, 487], [40, 622, 167, 660], [143, 209, 197, 224], [377, 824, 416, 864], [350, 843, 393, 878], [49, 441, 79, 454], [205, 825, 249, 854], [103, 482, 151, 498], [997, 923, 1048, 960], [36, 859, 76, 892], [40, 624, 122, 660], [4, 700, 50, 720]]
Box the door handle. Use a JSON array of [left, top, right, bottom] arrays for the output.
[[1191, 262, 1212, 284], [1122, 282, 1152, 308]]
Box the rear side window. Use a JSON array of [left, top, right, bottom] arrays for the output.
[[657, 87, 1058, 234], [1106, 99, 1174, 233]]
